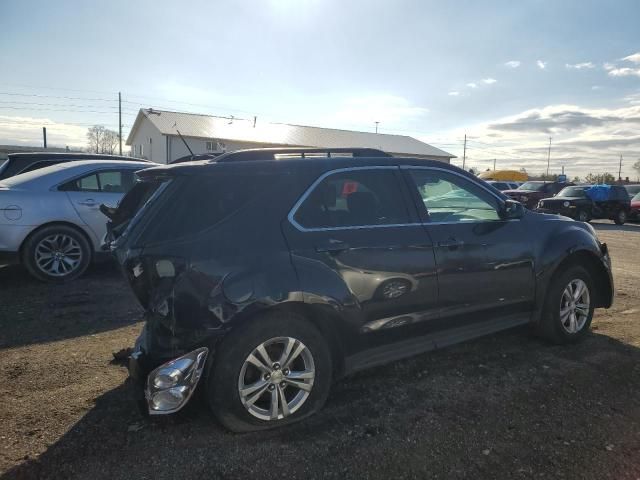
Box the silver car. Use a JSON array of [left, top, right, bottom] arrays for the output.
[[0, 159, 152, 282]]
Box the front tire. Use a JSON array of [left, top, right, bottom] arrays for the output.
[[576, 209, 591, 223], [207, 311, 332, 432], [22, 225, 92, 283], [614, 210, 627, 225], [538, 265, 594, 344]]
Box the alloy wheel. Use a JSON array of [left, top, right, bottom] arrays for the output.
[[34, 234, 83, 277], [238, 336, 315, 421], [559, 279, 590, 334]]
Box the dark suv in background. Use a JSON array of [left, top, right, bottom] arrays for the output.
[[107, 148, 613, 432], [0, 152, 147, 180], [536, 185, 631, 224], [504, 180, 572, 209]]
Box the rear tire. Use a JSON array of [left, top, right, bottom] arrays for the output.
[[22, 224, 92, 283], [614, 210, 627, 225], [207, 311, 332, 432], [537, 265, 594, 344]]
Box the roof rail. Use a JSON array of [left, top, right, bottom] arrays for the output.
[[214, 147, 392, 162]]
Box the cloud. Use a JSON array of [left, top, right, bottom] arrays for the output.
[[607, 67, 640, 78], [565, 62, 595, 70], [504, 60, 521, 68], [448, 91, 460, 96], [603, 62, 616, 71], [466, 83, 478, 89], [331, 94, 428, 127], [424, 98, 640, 178], [536, 60, 547, 69], [622, 52, 640, 64], [486, 104, 640, 134], [482, 78, 497, 85], [0, 115, 88, 148], [591, 85, 601, 90]]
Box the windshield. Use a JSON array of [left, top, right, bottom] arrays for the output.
[[518, 182, 546, 191], [626, 185, 640, 197], [557, 186, 587, 197], [633, 192, 640, 202]]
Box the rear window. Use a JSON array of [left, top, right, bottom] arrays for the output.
[[141, 173, 279, 243]]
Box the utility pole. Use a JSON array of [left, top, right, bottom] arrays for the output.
[[118, 92, 122, 155], [618, 155, 623, 181], [42, 127, 47, 148], [462, 134, 467, 170], [546, 137, 552, 178], [493, 158, 496, 171], [375, 121, 379, 134]]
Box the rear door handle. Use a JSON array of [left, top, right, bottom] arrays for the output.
[[78, 199, 97, 206], [437, 238, 464, 249], [315, 240, 350, 253]]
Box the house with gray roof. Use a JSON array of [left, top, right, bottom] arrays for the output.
[[126, 109, 454, 164]]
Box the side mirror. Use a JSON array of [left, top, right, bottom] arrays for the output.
[[501, 199, 525, 219]]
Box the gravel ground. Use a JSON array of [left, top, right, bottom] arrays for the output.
[[1, 220, 640, 480]]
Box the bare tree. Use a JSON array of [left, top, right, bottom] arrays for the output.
[[633, 159, 640, 177], [86, 125, 119, 154]]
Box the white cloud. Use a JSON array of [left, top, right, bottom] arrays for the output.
[[421, 98, 640, 179], [591, 85, 601, 90], [565, 62, 595, 70], [504, 60, 521, 68], [466, 82, 478, 89], [0, 115, 88, 149], [330, 94, 428, 127], [536, 60, 547, 69], [622, 52, 640, 64], [448, 91, 460, 96], [603, 62, 616, 71], [608, 67, 640, 78], [482, 78, 497, 85]]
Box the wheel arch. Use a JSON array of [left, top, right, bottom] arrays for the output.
[[547, 249, 613, 309], [19, 221, 95, 264], [225, 300, 350, 379]]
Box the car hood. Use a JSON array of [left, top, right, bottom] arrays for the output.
[[504, 189, 535, 195], [540, 196, 586, 202]]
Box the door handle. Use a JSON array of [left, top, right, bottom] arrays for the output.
[[437, 238, 464, 249], [78, 199, 96, 206], [315, 240, 350, 253]]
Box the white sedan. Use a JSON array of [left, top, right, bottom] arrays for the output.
[[0, 159, 152, 282]]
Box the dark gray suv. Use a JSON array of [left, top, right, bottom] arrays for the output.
[[107, 148, 613, 432]]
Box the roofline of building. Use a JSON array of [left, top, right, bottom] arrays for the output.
[[127, 108, 455, 157]]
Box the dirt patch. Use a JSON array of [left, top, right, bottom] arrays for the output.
[[1, 221, 640, 479]]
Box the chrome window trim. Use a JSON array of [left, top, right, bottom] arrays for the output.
[[400, 165, 506, 204], [287, 166, 418, 232], [287, 165, 516, 233]]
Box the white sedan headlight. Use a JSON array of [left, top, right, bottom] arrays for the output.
[[563, 201, 570, 207]]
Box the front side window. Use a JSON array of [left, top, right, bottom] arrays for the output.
[[407, 169, 501, 223], [293, 168, 410, 229]]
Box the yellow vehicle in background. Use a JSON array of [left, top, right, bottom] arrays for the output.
[[478, 170, 528, 182]]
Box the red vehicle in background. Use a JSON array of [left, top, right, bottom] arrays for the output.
[[631, 192, 640, 221]]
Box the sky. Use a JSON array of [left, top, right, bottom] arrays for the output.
[[1, 0, 639, 179]]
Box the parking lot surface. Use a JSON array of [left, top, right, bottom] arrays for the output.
[[1, 221, 640, 479]]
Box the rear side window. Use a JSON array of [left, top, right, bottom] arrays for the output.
[[293, 168, 410, 229], [142, 173, 278, 242], [17, 160, 60, 174], [60, 169, 135, 192]]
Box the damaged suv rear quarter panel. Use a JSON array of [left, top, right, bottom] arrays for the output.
[[138, 165, 316, 360]]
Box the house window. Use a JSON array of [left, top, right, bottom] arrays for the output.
[[206, 141, 215, 151]]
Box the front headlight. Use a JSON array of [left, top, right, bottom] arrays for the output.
[[563, 201, 570, 207], [539, 201, 544, 208], [146, 347, 208, 415]]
